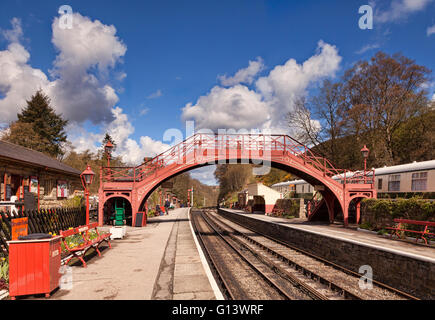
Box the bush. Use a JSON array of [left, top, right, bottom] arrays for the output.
[[63, 196, 84, 208], [0, 257, 8, 290], [361, 198, 435, 230], [272, 199, 300, 218]]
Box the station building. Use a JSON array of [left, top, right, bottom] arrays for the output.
[[238, 182, 282, 214], [0, 140, 82, 210]]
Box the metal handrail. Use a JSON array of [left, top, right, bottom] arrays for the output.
[[102, 133, 373, 186]]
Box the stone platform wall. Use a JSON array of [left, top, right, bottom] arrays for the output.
[[218, 209, 434, 300]]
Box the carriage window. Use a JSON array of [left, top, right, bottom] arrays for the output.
[[378, 178, 383, 190], [388, 175, 401, 192], [412, 172, 427, 191]]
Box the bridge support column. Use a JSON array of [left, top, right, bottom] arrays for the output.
[[356, 199, 361, 224], [98, 187, 104, 227], [323, 192, 336, 224]]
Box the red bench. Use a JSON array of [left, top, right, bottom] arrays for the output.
[[60, 222, 112, 268], [386, 219, 435, 245]]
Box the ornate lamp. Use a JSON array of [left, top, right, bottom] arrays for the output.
[[361, 145, 370, 183], [80, 165, 95, 225], [104, 140, 114, 167]]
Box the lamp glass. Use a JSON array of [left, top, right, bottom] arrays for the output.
[[84, 174, 92, 185]]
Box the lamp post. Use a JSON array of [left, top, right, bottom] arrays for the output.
[[81, 165, 95, 225], [361, 145, 370, 183], [104, 140, 114, 167]]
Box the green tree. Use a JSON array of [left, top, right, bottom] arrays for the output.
[[15, 90, 68, 157]]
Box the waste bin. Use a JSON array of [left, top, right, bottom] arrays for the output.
[[8, 235, 62, 299]]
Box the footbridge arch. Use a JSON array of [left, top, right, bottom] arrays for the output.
[[99, 133, 376, 227]]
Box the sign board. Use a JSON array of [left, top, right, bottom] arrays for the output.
[[314, 185, 325, 191], [30, 177, 38, 193], [11, 217, 28, 240], [5, 185, 11, 201], [57, 180, 68, 198]]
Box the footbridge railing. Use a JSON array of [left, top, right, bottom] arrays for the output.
[[101, 133, 374, 186]]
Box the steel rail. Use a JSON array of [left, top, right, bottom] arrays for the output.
[[216, 209, 420, 301], [197, 211, 296, 300], [206, 210, 359, 300], [190, 210, 236, 300], [201, 211, 332, 300]]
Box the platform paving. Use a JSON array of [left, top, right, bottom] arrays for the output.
[[152, 208, 216, 300], [223, 209, 435, 262], [40, 207, 216, 300]]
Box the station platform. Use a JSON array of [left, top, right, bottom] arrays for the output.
[[221, 208, 435, 262], [44, 208, 219, 300]]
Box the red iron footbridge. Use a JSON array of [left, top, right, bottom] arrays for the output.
[[98, 133, 376, 227]]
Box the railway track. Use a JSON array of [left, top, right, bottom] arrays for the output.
[[192, 208, 419, 300], [191, 209, 313, 300]]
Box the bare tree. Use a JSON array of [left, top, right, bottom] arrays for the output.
[[341, 52, 431, 166]]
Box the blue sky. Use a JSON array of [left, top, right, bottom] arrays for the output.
[[1, 0, 434, 184]]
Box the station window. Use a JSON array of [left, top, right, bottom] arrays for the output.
[[411, 172, 427, 191], [378, 178, 383, 190], [388, 175, 401, 192]]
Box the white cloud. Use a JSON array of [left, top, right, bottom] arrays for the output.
[[1, 17, 23, 43], [139, 107, 150, 116], [427, 24, 435, 36], [147, 89, 163, 99], [0, 41, 50, 123], [182, 41, 341, 133], [182, 85, 270, 131], [0, 13, 126, 125], [376, 0, 433, 23], [68, 107, 169, 165], [218, 57, 264, 86], [0, 13, 169, 165], [48, 13, 127, 124], [355, 43, 381, 54], [190, 166, 218, 186]]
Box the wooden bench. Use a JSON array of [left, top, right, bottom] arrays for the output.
[[385, 219, 435, 245], [60, 222, 112, 268]]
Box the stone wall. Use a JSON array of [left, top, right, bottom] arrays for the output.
[[218, 209, 434, 300], [271, 198, 305, 218]]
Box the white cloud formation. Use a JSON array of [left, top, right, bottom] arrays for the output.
[[376, 0, 433, 23], [427, 24, 435, 36], [189, 166, 218, 186], [1, 17, 23, 43], [69, 107, 170, 165], [182, 41, 341, 133], [0, 14, 126, 125], [182, 85, 270, 130], [48, 13, 126, 124], [0, 41, 50, 122], [218, 57, 264, 86], [0, 14, 168, 165]]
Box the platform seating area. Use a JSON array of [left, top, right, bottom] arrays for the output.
[[60, 222, 112, 268], [385, 219, 435, 245]]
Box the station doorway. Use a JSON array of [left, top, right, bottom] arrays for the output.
[[252, 196, 266, 214], [103, 197, 133, 226]]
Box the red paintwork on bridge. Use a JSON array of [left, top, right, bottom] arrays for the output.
[[98, 133, 376, 227]]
